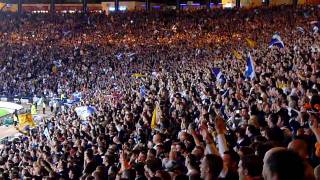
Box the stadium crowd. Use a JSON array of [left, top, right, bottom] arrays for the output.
[[0, 4, 320, 180]]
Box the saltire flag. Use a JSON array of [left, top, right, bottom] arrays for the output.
[[140, 85, 147, 97], [233, 50, 242, 60], [310, 21, 319, 34], [296, 27, 305, 33], [18, 113, 36, 130], [87, 16, 91, 25], [269, 33, 285, 48], [74, 106, 96, 120], [62, 30, 71, 37], [244, 53, 255, 80], [246, 38, 257, 48], [127, 52, 136, 57], [115, 53, 123, 60], [43, 127, 51, 141], [37, 97, 43, 106], [220, 105, 229, 120], [72, 92, 82, 102], [212, 68, 226, 83], [222, 88, 230, 98], [53, 60, 62, 67]]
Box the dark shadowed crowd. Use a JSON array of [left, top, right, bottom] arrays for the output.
[[0, 5, 320, 180]]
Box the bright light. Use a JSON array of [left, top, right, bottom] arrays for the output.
[[223, 3, 235, 8], [108, 6, 127, 11]]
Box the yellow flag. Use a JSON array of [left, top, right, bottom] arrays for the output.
[[246, 38, 257, 48], [233, 50, 242, 60], [18, 113, 35, 129], [60, 93, 65, 100], [52, 65, 57, 74], [31, 105, 37, 115], [131, 73, 145, 78], [151, 106, 158, 129]]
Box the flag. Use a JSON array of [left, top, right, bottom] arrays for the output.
[[75, 106, 96, 120], [313, 26, 319, 34], [151, 105, 159, 129], [52, 65, 57, 74], [244, 53, 255, 80], [269, 33, 285, 48], [72, 92, 81, 102], [140, 85, 146, 97], [313, 22, 319, 34], [311, 21, 319, 34], [233, 50, 242, 60], [60, 93, 65, 100], [31, 105, 37, 115], [246, 38, 257, 48], [62, 30, 71, 37], [87, 16, 91, 25], [212, 68, 226, 83], [296, 27, 305, 33], [115, 53, 123, 60], [53, 60, 62, 67], [18, 113, 36, 129], [222, 89, 229, 98], [37, 97, 43, 106], [131, 73, 145, 78], [43, 127, 51, 141]]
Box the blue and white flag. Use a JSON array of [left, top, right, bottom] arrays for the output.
[[311, 21, 320, 34], [222, 88, 229, 98], [140, 85, 146, 97], [296, 27, 305, 33], [269, 33, 285, 48], [115, 53, 123, 61], [62, 30, 71, 37], [53, 60, 62, 67], [75, 106, 96, 120], [43, 127, 51, 141], [72, 92, 81, 102], [244, 53, 255, 80], [212, 68, 226, 83], [87, 16, 91, 25], [37, 97, 43, 106]]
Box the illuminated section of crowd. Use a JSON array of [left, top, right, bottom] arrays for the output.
[[0, 5, 319, 180]]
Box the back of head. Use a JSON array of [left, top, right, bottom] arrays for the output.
[[241, 155, 263, 177], [264, 149, 305, 180], [287, 139, 308, 159], [205, 154, 223, 179], [314, 165, 320, 180]]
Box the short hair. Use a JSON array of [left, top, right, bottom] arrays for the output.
[[187, 154, 199, 169], [146, 160, 159, 173], [266, 150, 305, 180], [224, 150, 240, 164], [148, 148, 157, 156], [241, 155, 263, 177], [239, 147, 254, 156], [205, 154, 223, 178], [269, 113, 279, 125], [134, 163, 145, 175]]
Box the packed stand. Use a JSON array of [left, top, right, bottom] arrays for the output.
[[0, 5, 320, 180]]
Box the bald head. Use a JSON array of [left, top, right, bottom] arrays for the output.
[[152, 134, 162, 145], [263, 148, 305, 180], [263, 147, 286, 164], [288, 139, 308, 159]]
